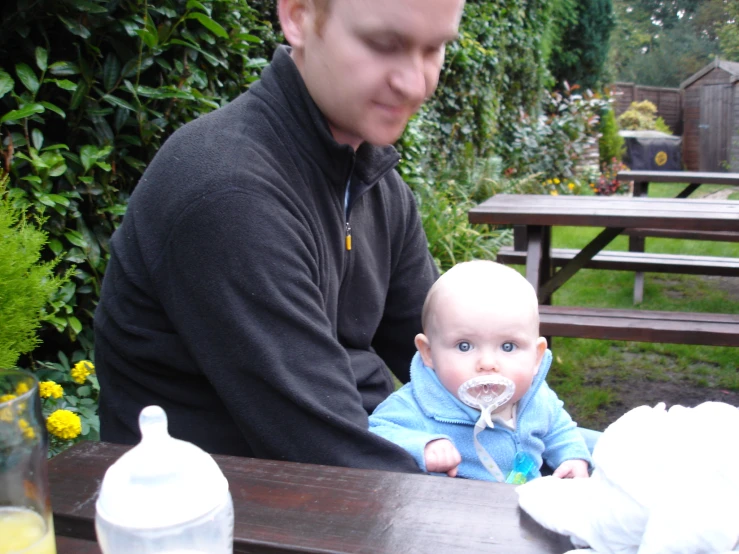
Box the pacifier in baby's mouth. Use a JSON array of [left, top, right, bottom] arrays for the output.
[[457, 375, 515, 482], [458, 375, 515, 428]]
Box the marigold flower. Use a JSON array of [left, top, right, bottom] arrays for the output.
[[71, 361, 95, 384], [550, 190, 559, 196], [553, 178, 560, 184], [15, 382, 31, 395], [567, 183, 575, 190], [19, 419, 36, 440], [0, 394, 16, 403], [39, 381, 64, 399], [46, 409, 82, 440]]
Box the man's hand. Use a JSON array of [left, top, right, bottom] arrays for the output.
[[552, 459, 590, 478], [424, 439, 461, 477]]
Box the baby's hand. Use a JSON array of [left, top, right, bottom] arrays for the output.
[[424, 439, 461, 477], [552, 459, 590, 479]]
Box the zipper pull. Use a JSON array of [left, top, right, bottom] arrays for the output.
[[345, 221, 352, 251]]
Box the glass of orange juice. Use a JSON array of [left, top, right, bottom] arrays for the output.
[[0, 369, 56, 554]]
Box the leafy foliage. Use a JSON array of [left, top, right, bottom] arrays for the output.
[[598, 106, 624, 165], [501, 83, 609, 183], [591, 157, 629, 196], [716, 0, 739, 59], [398, 0, 555, 175], [36, 354, 99, 456], [0, 172, 69, 369], [0, 0, 278, 361]]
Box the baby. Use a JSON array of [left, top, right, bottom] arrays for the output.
[[369, 260, 591, 480]]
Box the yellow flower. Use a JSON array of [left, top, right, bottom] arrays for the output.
[[550, 190, 559, 196], [553, 178, 560, 184], [567, 182, 575, 190], [19, 419, 36, 440], [546, 179, 553, 184], [39, 381, 64, 399], [71, 361, 95, 384], [46, 409, 82, 440], [15, 382, 30, 395], [0, 394, 16, 403]]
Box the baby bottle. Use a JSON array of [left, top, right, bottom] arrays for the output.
[[95, 405, 234, 554]]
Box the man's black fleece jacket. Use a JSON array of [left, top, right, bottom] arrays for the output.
[[94, 46, 439, 472]]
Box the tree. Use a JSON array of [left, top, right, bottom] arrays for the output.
[[548, 0, 616, 90], [716, 0, 739, 59], [608, 0, 721, 86], [618, 18, 720, 86]]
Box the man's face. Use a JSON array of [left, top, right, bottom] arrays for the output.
[[288, 0, 465, 149], [418, 287, 546, 411]]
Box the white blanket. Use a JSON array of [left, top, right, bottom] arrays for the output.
[[517, 402, 739, 553]]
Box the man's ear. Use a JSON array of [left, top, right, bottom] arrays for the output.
[[414, 333, 434, 369], [533, 336, 547, 375], [278, 0, 312, 48]]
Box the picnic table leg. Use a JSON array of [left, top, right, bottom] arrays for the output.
[[513, 225, 527, 251], [630, 180, 649, 304], [523, 225, 553, 345], [524, 225, 552, 304]]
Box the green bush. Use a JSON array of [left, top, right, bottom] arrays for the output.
[[598, 107, 624, 164], [398, 0, 557, 184], [0, 172, 69, 369], [502, 83, 609, 183], [616, 99, 673, 133], [654, 116, 673, 135], [0, 0, 277, 361], [413, 150, 513, 273]]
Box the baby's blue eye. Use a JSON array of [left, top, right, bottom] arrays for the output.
[[501, 342, 516, 353], [457, 342, 472, 352]]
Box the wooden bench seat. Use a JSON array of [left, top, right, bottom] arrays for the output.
[[622, 228, 739, 243], [497, 246, 739, 277], [539, 306, 739, 347]]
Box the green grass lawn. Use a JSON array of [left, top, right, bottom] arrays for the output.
[[511, 183, 739, 430]]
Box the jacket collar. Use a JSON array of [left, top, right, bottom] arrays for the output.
[[251, 46, 401, 192], [410, 350, 553, 423]]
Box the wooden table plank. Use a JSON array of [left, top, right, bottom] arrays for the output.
[[56, 535, 102, 554], [49, 441, 572, 554], [539, 306, 739, 346], [616, 170, 739, 186], [468, 195, 739, 232]]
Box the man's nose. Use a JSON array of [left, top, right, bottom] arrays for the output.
[[389, 53, 427, 103]]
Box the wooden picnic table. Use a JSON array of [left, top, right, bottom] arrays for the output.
[[50, 441, 572, 554], [469, 194, 739, 347], [616, 170, 739, 199], [616, 170, 739, 302]]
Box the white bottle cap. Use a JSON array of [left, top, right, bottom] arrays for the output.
[[96, 406, 230, 529]]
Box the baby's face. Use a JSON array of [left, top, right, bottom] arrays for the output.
[[418, 285, 546, 410]]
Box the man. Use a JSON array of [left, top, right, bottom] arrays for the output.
[[94, 0, 466, 472]]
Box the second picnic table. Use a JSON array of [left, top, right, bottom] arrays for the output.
[[616, 170, 739, 301], [469, 194, 739, 347]]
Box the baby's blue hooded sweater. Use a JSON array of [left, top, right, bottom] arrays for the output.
[[368, 349, 591, 480]]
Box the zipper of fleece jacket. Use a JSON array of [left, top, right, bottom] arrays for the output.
[[344, 156, 355, 253]]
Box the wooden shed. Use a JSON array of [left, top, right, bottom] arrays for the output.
[[680, 59, 739, 172]]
